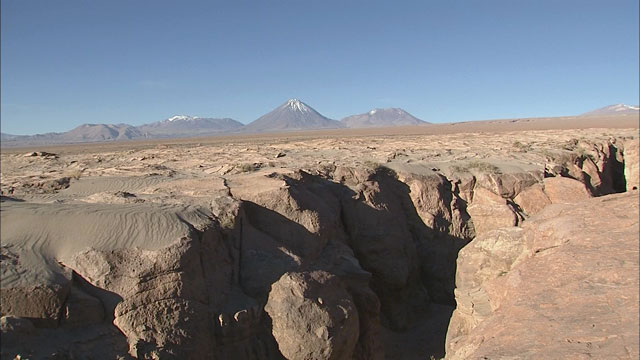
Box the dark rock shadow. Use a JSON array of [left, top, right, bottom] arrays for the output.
[[0, 195, 25, 202], [1, 270, 131, 359], [242, 168, 469, 358], [361, 167, 468, 358], [71, 270, 123, 323]]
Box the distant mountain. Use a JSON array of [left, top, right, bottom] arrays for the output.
[[63, 123, 142, 141], [341, 108, 428, 128], [245, 99, 344, 132], [0, 116, 245, 146], [0, 124, 141, 146], [581, 104, 640, 116], [137, 115, 244, 138], [0, 132, 23, 141]]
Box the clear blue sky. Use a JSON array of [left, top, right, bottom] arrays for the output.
[[1, 0, 638, 134]]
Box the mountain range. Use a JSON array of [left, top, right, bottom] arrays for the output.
[[136, 116, 244, 138], [1, 101, 637, 146], [580, 104, 640, 116]]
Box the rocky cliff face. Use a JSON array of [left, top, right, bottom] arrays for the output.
[[446, 192, 639, 359], [0, 136, 637, 359]]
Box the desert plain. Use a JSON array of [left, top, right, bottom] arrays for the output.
[[1, 114, 639, 359]]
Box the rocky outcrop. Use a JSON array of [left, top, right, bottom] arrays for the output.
[[544, 139, 627, 196], [75, 239, 222, 359], [446, 192, 639, 359], [0, 246, 73, 328], [61, 286, 105, 328], [397, 173, 472, 240], [0, 202, 233, 359]]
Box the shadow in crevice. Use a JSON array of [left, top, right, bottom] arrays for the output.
[[371, 168, 471, 306], [70, 270, 124, 324], [608, 143, 627, 193], [363, 168, 469, 358], [328, 167, 470, 357], [225, 168, 472, 359]]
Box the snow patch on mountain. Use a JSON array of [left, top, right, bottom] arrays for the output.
[[283, 99, 311, 113], [581, 104, 640, 116], [166, 115, 201, 122]]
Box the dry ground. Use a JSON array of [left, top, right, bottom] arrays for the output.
[[0, 114, 637, 359]]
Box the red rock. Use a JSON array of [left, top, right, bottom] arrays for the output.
[[447, 192, 639, 359], [542, 176, 591, 204], [513, 183, 551, 216]]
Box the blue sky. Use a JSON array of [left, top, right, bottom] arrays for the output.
[[1, 0, 638, 134]]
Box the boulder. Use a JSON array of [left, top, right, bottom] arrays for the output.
[[474, 171, 542, 199], [467, 187, 518, 236], [542, 176, 591, 204], [265, 271, 359, 360], [398, 173, 472, 239], [513, 183, 551, 216]]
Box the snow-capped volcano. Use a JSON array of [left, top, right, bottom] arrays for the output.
[[245, 99, 344, 132], [581, 104, 640, 116], [341, 108, 428, 128], [283, 98, 311, 113]]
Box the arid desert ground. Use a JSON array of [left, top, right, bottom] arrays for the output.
[[1, 114, 639, 359]]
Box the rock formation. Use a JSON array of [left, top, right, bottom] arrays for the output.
[[446, 192, 639, 359], [0, 132, 637, 359]]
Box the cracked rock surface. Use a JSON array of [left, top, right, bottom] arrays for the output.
[[447, 192, 639, 359], [0, 125, 637, 359]]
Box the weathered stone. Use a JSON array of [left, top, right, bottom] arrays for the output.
[[446, 227, 525, 343], [38, 177, 71, 192], [542, 176, 591, 204], [398, 173, 472, 239], [265, 271, 359, 360], [0, 247, 72, 328], [474, 171, 542, 199], [467, 187, 518, 236], [70, 236, 224, 359], [447, 192, 639, 359], [513, 183, 551, 216]]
